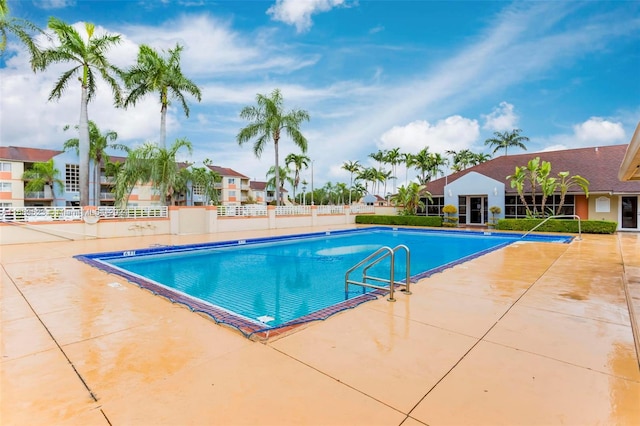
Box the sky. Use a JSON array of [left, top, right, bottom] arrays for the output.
[[1, 0, 639, 191]]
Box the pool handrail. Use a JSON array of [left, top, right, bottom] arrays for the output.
[[521, 214, 582, 241], [345, 244, 411, 302]]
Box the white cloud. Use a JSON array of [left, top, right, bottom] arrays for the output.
[[537, 117, 628, 151], [482, 102, 519, 131], [573, 117, 626, 144], [379, 116, 480, 154], [34, 0, 75, 9], [267, 0, 346, 33]]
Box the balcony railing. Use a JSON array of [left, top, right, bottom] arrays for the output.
[[24, 191, 48, 199], [99, 192, 115, 200]]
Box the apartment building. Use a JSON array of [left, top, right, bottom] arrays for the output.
[[0, 146, 265, 207]]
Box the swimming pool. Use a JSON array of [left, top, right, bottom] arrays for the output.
[[76, 227, 571, 338]]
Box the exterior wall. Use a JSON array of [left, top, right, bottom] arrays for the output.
[[444, 172, 506, 220], [0, 206, 363, 244], [0, 160, 25, 206], [588, 194, 619, 222]]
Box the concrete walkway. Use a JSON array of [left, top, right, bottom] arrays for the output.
[[1, 227, 639, 425]]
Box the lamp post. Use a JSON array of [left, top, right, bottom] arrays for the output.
[[311, 160, 314, 206]]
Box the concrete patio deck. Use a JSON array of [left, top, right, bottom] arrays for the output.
[[1, 226, 639, 425]]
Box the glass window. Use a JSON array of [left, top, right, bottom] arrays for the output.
[[229, 190, 236, 197], [228, 178, 235, 185], [0, 182, 11, 192], [65, 164, 79, 192], [0, 202, 12, 207], [0, 162, 11, 172]]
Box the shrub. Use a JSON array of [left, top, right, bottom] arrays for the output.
[[442, 204, 458, 227], [355, 215, 443, 227], [495, 219, 617, 234]]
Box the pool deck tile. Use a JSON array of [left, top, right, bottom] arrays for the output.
[[1, 226, 639, 425]]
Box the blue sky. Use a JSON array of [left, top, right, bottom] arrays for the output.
[[1, 0, 639, 190]]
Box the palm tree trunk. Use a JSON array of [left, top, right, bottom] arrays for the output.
[[274, 140, 280, 206], [348, 173, 353, 205], [79, 85, 90, 206], [160, 103, 167, 149]]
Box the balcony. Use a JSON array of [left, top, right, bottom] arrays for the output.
[[99, 192, 115, 200], [24, 191, 50, 200], [100, 176, 115, 185]]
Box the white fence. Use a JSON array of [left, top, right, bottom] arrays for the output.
[[0, 205, 376, 223], [0, 206, 168, 222], [275, 205, 312, 215], [217, 205, 268, 217], [97, 206, 168, 219]]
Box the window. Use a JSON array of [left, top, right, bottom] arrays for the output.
[[65, 164, 79, 192], [0, 182, 11, 192], [422, 196, 444, 216], [192, 184, 205, 196], [0, 202, 12, 207], [228, 178, 236, 185], [229, 190, 236, 197], [596, 197, 611, 213], [0, 162, 11, 172], [503, 193, 575, 218]]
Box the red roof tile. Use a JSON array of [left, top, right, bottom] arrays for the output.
[[0, 146, 62, 162], [206, 165, 249, 178], [424, 144, 640, 196]]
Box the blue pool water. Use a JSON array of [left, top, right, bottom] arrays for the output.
[[77, 227, 571, 334]]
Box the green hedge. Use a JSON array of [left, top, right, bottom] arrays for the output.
[[355, 215, 443, 227], [496, 219, 617, 234]]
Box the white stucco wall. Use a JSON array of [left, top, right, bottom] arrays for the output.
[[444, 172, 506, 220]]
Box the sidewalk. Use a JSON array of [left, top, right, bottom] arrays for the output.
[[1, 228, 639, 425]]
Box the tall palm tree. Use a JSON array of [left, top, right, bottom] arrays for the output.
[[408, 148, 432, 184], [266, 166, 294, 204], [22, 159, 64, 205], [384, 147, 401, 192], [33, 18, 122, 206], [122, 44, 201, 149], [484, 128, 529, 156], [237, 89, 310, 206], [401, 152, 413, 185], [341, 160, 360, 205], [285, 152, 310, 201], [63, 120, 125, 206], [368, 149, 386, 171], [0, 0, 42, 59]]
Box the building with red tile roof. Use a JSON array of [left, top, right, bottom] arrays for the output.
[[420, 144, 640, 231]]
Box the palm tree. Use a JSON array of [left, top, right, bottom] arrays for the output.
[[63, 120, 125, 206], [0, 0, 42, 60], [122, 44, 202, 149], [114, 148, 149, 208], [22, 159, 63, 205], [408, 148, 431, 184], [391, 182, 429, 215], [266, 166, 294, 204], [191, 166, 221, 205], [341, 160, 360, 205], [384, 148, 401, 193], [428, 153, 448, 181], [144, 138, 193, 206], [285, 152, 310, 202], [33, 18, 122, 206], [368, 149, 386, 171], [356, 167, 377, 194], [401, 152, 413, 185], [237, 89, 310, 206], [484, 128, 529, 156], [556, 172, 589, 215]]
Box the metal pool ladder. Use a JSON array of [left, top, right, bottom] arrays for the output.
[[345, 245, 411, 302]]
